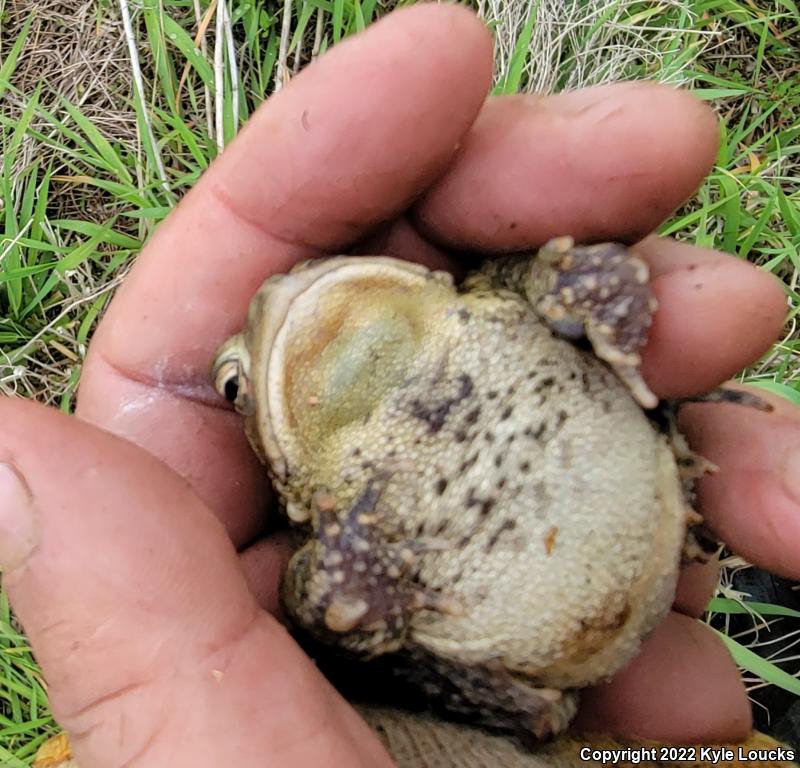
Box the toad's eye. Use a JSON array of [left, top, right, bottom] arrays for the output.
[[223, 374, 240, 403], [212, 335, 249, 408], [213, 358, 241, 404]]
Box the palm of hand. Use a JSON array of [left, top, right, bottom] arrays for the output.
[[0, 6, 794, 767]]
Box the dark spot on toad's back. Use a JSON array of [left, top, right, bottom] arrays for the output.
[[435, 478, 448, 495], [459, 453, 478, 473], [536, 376, 556, 392], [480, 499, 495, 517], [409, 374, 474, 433], [487, 519, 517, 551], [465, 407, 481, 425], [524, 423, 548, 442]]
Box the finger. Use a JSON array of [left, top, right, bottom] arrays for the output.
[[636, 238, 787, 397], [77, 4, 493, 544], [75, 383, 273, 548], [413, 83, 719, 250], [353, 216, 458, 274], [680, 387, 800, 579], [575, 612, 751, 742], [240, 533, 292, 615], [0, 399, 391, 767], [674, 558, 720, 618]]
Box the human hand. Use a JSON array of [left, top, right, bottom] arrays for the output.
[[0, 5, 792, 766]]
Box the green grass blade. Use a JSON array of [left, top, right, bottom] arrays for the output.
[[59, 98, 134, 184], [353, 0, 366, 33], [492, 3, 538, 96], [163, 14, 215, 88], [50, 220, 140, 249], [708, 597, 800, 619], [18, 225, 113, 322], [290, 3, 317, 55], [0, 16, 33, 100], [332, 0, 345, 43], [0, 745, 27, 768], [714, 629, 800, 696], [2, 85, 40, 317], [143, 2, 178, 108], [750, 381, 800, 405], [718, 173, 742, 254], [739, 196, 776, 260]]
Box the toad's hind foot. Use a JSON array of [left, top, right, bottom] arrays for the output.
[[531, 237, 658, 409], [398, 652, 579, 742]]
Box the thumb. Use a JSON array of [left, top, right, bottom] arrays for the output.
[[0, 398, 391, 767]]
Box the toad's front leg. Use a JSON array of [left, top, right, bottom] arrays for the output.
[[281, 477, 463, 657]]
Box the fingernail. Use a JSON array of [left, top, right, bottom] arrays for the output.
[[0, 463, 40, 571]]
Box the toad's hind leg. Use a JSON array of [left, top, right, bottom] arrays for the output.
[[396, 651, 579, 742], [483, 237, 658, 409], [653, 387, 774, 564], [282, 477, 463, 656]]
